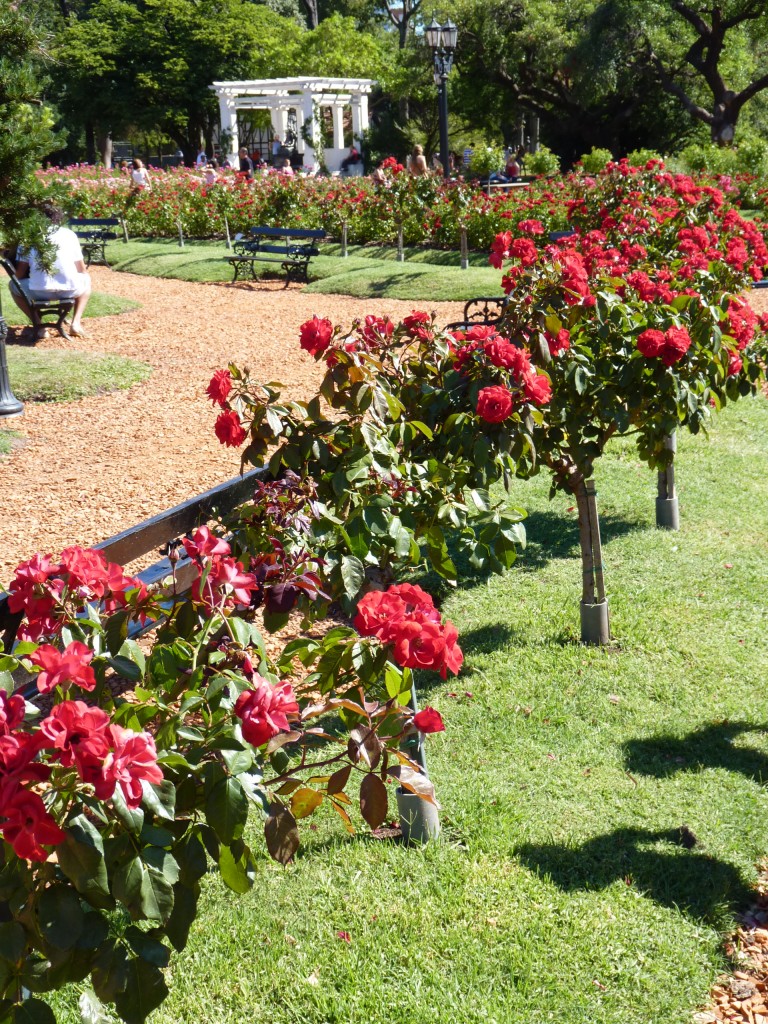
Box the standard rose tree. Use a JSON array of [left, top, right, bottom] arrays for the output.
[[208, 312, 552, 599], [490, 162, 768, 642]]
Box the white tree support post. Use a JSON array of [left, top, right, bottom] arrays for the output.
[[460, 226, 469, 270], [177, 219, 184, 249], [396, 221, 404, 263], [578, 477, 610, 645], [224, 215, 232, 251], [341, 220, 348, 258], [396, 685, 440, 844], [120, 217, 129, 244], [656, 431, 679, 530]]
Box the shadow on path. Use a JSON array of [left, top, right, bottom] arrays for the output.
[[516, 826, 752, 922]]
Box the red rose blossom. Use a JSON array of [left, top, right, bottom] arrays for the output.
[[29, 641, 96, 694], [476, 385, 514, 424], [637, 329, 665, 358], [214, 409, 247, 447], [413, 707, 445, 733], [235, 678, 299, 747], [299, 315, 333, 357], [661, 326, 691, 366], [206, 369, 232, 406]]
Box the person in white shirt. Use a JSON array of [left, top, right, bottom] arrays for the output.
[[10, 204, 92, 339], [196, 147, 207, 167], [130, 158, 151, 189]]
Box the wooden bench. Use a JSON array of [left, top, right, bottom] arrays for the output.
[[69, 217, 122, 267], [226, 226, 324, 286], [0, 466, 267, 694], [0, 257, 74, 340]]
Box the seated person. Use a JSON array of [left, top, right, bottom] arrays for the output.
[[203, 158, 219, 185], [339, 145, 362, 173], [130, 158, 151, 189], [279, 158, 294, 177], [10, 203, 92, 340]]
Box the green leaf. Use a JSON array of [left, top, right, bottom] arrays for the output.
[[11, 999, 56, 1024], [57, 816, 112, 907], [340, 555, 365, 599], [118, 639, 146, 675], [107, 655, 143, 683], [112, 856, 175, 924], [91, 940, 130, 1002], [221, 748, 253, 775], [0, 923, 25, 964], [162, 883, 197, 954], [425, 527, 457, 581], [124, 926, 171, 968], [218, 844, 256, 895], [147, 647, 179, 689], [205, 777, 248, 844], [37, 885, 84, 951], [141, 780, 176, 821], [113, 958, 169, 1024]]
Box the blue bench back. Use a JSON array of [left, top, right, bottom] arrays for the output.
[[249, 226, 324, 241]]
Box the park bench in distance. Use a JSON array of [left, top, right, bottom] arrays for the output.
[[0, 466, 267, 695], [226, 226, 325, 286], [68, 217, 123, 267], [0, 256, 74, 340]]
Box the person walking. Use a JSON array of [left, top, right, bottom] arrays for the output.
[[130, 158, 151, 190], [238, 147, 254, 180], [10, 203, 92, 340]]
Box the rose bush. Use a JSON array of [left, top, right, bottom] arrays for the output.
[[0, 479, 461, 1020]]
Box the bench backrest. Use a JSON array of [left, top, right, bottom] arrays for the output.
[[69, 218, 121, 229], [0, 256, 24, 292], [249, 226, 324, 241], [444, 295, 509, 331], [0, 466, 266, 652]]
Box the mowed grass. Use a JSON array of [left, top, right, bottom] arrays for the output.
[[0, 428, 21, 456], [106, 237, 502, 301], [47, 395, 768, 1024], [0, 278, 139, 326], [7, 349, 151, 402]]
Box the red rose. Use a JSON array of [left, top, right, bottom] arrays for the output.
[[29, 641, 96, 694], [299, 315, 333, 357], [637, 329, 665, 358], [206, 369, 232, 406], [547, 329, 571, 356], [413, 707, 445, 733], [403, 311, 432, 340], [39, 701, 112, 770], [0, 787, 66, 862], [214, 410, 247, 447], [560, 252, 591, 303], [100, 725, 164, 807], [235, 678, 299, 747], [727, 351, 743, 376], [661, 326, 691, 366], [476, 385, 514, 423], [510, 237, 539, 267], [184, 525, 231, 560], [490, 231, 513, 269], [523, 371, 552, 406]]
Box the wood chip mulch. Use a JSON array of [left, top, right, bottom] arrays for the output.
[[0, 268, 465, 582], [696, 864, 768, 1024]]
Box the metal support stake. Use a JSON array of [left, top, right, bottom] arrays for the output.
[[341, 220, 348, 258], [396, 684, 440, 844], [0, 300, 23, 418], [580, 478, 610, 645], [460, 226, 468, 270], [396, 221, 404, 263], [120, 217, 129, 244], [656, 431, 679, 530], [224, 215, 232, 251], [176, 218, 184, 249]]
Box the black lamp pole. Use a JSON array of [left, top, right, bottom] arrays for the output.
[[426, 18, 457, 180], [0, 289, 23, 418]]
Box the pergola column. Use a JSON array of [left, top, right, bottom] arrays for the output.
[[332, 104, 345, 150], [301, 92, 320, 170], [351, 94, 368, 146], [270, 106, 289, 143], [218, 95, 239, 165]]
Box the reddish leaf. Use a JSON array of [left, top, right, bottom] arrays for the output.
[[265, 805, 300, 865], [328, 764, 352, 795], [359, 773, 388, 830], [387, 765, 439, 806]]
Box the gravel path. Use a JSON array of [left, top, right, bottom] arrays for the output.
[[0, 269, 466, 581]]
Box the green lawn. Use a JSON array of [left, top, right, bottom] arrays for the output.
[[0, 427, 21, 456], [49, 395, 768, 1023], [1, 278, 139, 326], [106, 238, 502, 301], [7, 348, 151, 402]]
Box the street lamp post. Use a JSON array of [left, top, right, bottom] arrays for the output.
[[426, 18, 457, 180], [0, 287, 23, 418]]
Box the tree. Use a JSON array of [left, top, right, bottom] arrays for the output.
[[0, 4, 59, 251], [642, 0, 768, 144]]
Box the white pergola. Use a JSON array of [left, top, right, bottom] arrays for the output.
[[211, 77, 375, 173]]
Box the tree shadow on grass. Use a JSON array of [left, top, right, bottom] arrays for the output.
[[624, 723, 768, 785], [516, 827, 752, 923], [519, 509, 647, 570]]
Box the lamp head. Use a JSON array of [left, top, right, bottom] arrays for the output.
[[425, 17, 442, 49], [442, 18, 457, 50]]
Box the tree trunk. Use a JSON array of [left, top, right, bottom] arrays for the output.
[[97, 131, 112, 169], [85, 122, 96, 166], [570, 475, 610, 645]]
